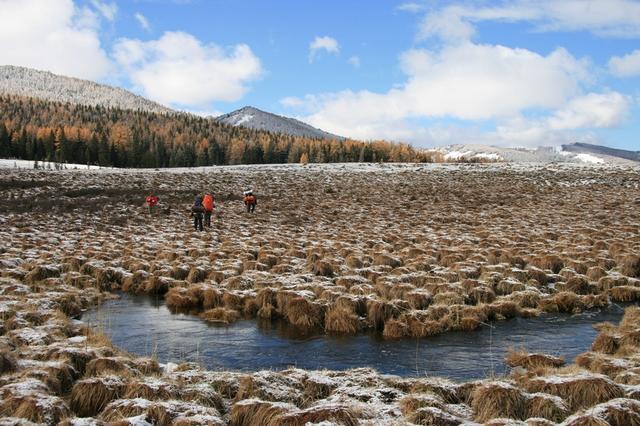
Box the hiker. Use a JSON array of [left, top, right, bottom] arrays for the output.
[[243, 189, 257, 213], [203, 192, 215, 227], [191, 196, 205, 231], [146, 193, 159, 215]]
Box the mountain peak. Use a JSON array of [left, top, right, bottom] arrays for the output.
[[216, 106, 344, 140]]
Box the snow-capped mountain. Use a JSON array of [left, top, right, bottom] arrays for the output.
[[0, 65, 173, 114], [436, 143, 639, 165], [216, 106, 344, 140]]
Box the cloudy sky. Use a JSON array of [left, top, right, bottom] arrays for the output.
[[1, 0, 639, 150]]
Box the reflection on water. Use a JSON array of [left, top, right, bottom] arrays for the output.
[[82, 294, 629, 380]]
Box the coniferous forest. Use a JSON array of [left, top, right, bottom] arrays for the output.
[[0, 95, 439, 168]]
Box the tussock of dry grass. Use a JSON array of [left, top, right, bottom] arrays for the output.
[[506, 350, 565, 370], [200, 307, 241, 324], [471, 382, 526, 422], [69, 376, 125, 417], [523, 374, 624, 411]]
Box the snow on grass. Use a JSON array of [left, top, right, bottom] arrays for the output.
[[575, 153, 605, 164]]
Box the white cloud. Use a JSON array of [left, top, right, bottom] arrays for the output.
[[0, 0, 112, 80], [309, 36, 339, 63], [135, 12, 151, 31], [397, 2, 425, 13], [546, 92, 629, 130], [609, 49, 640, 77], [348, 55, 361, 68], [113, 31, 263, 107], [280, 42, 630, 148], [419, 0, 640, 42], [90, 0, 117, 21]]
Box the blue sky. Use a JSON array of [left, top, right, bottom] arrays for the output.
[[1, 0, 640, 150]]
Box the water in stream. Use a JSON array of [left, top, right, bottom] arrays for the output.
[[82, 294, 629, 380]]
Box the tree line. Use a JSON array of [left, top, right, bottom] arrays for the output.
[[0, 95, 441, 168]]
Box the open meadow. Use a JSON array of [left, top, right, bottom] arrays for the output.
[[1, 162, 639, 425]]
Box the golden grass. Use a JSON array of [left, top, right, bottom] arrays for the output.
[[69, 376, 125, 417], [620, 255, 640, 278], [278, 404, 359, 426], [471, 382, 526, 422], [283, 297, 325, 330], [523, 374, 624, 411], [382, 318, 409, 339], [229, 399, 295, 426], [505, 350, 565, 369], [525, 392, 570, 422], [366, 299, 401, 330], [324, 306, 361, 334], [200, 307, 241, 324]]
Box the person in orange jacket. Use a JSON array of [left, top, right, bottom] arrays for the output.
[[202, 192, 215, 227], [243, 189, 257, 213], [145, 193, 159, 215]]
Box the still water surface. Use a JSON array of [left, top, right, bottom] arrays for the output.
[[83, 294, 628, 380]]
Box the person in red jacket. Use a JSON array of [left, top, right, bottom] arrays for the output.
[[145, 193, 159, 215], [202, 192, 215, 227]]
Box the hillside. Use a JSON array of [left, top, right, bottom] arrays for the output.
[[0, 65, 173, 114], [0, 94, 423, 168], [217, 106, 343, 140]]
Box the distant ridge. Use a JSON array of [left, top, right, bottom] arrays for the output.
[[436, 143, 640, 165], [216, 106, 344, 140], [561, 142, 640, 162], [0, 65, 174, 114]]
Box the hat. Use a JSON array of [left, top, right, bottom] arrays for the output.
[[243, 189, 253, 195]]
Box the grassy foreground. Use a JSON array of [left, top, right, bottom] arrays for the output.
[[0, 162, 639, 425]]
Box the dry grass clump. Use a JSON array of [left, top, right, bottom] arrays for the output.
[[406, 406, 462, 426], [0, 351, 17, 374], [591, 330, 621, 354], [469, 285, 496, 304], [561, 398, 640, 426], [471, 382, 526, 422], [609, 285, 640, 302], [506, 350, 565, 369], [186, 267, 208, 283], [84, 357, 136, 377], [200, 307, 241, 324], [366, 299, 402, 330], [312, 260, 335, 277], [124, 379, 178, 400], [382, 318, 409, 339], [523, 373, 624, 411], [277, 403, 359, 426], [99, 397, 150, 422], [165, 287, 199, 311], [565, 276, 594, 295], [23, 265, 60, 283], [69, 376, 125, 417], [229, 398, 296, 426], [282, 297, 325, 330], [525, 392, 569, 422], [146, 401, 222, 426], [620, 255, 640, 278], [4, 394, 70, 424], [373, 253, 402, 268], [324, 306, 362, 334], [554, 292, 583, 313], [144, 275, 173, 294]]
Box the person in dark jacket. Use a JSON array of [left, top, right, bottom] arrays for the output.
[[243, 189, 257, 213], [191, 196, 205, 231]]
